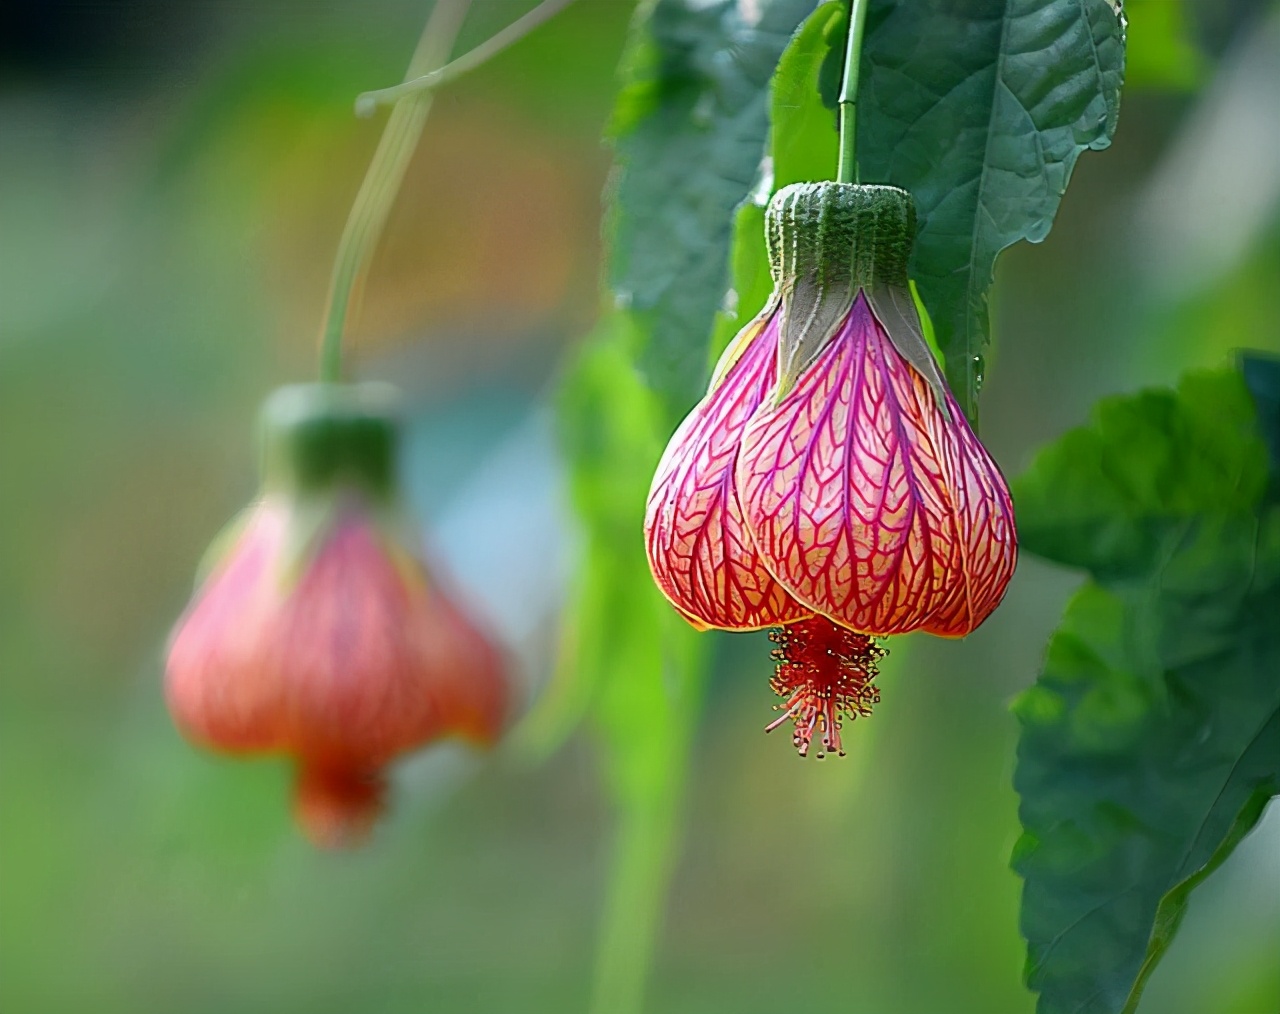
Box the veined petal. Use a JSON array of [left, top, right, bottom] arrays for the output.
[[267, 515, 505, 764], [645, 310, 811, 630], [735, 295, 1016, 636], [923, 390, 1019, 636], [166, 500, 507, 767], [166, 502, 292, 753]]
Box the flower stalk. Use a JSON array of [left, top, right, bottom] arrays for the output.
[[318, 0, 473, 383], [354, 0, 578, 118], [837, 0, 870, 184]]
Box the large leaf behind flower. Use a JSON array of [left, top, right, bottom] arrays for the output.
[[859, 0, 1126, 421], [705, 0, 1125, 422], [610, 0, 819, 418], [1011, 360, 1280, 1014], [705, 1, 844, 360]]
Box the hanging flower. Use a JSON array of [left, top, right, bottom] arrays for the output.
[[166, 383, 508, 846], [645, 182, 1016, 756]]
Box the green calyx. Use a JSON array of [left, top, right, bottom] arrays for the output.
[[259, 383, 403, 500], [762, 182, 950, 419], [766, 182, 916, 291]]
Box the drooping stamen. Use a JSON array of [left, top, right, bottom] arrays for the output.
[[765, 617, 884, 758], [293, 763, 387, 849]]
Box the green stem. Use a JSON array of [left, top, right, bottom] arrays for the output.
[[317, 0, 473, 384], [355, 0, 578, 118], [837, 0, 870, 184], [589, 799, 680, 1014], [588, 621, 706, 1014]]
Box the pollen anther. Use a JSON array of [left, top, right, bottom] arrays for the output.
[[765, 617, 884, 758]]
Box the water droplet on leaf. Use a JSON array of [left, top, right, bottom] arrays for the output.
[[972, 354, 985, 389]]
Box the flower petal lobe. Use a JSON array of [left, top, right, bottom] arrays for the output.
[[645, 314, 810, 630], [736, 296, 1015, 635]]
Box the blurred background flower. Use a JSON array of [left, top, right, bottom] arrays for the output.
[[1, 1, 1278, 1012], [164, 383, 510, 848]]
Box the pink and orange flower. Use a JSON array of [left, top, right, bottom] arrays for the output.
[[166, 384, 508, 846], [645, 182, 1016, 756]]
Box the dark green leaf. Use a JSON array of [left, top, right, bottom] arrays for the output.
[[1012, 366, 1280, 1014], [1014, 371, 1268, 579], [771, 1, 843, 190], [1242, 351, 1280, 491], [609, 0, 819, 417], [859, 0, 1126, 420], [707, 0, 843, 361], [520, 324, 665, 753]]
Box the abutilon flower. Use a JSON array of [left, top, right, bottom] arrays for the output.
[[645, 182, 1016, 757], [166, 384, 507, 846]]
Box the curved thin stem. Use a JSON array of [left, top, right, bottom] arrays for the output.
[[354, 0, 577, 118], [837, 0, 870, 184], [318, 0, 474, 383]]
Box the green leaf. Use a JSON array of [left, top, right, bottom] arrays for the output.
[[540, 323, 710, 1014], [1124, 0, 1207, 93], [588, 567, 706, 1014], [859, 0, 1126, 420], [1243, 352, 1280, 491], [1011, 365, 1280, 1014], [609, 0, 819, 417], [519, 323, 666, 754], [707, 0, 843, 361], [1014, 371, 1269, 579], [771, 1, 844, 190]]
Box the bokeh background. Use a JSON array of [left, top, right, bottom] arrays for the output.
[[2, 1, 1278, 1012]]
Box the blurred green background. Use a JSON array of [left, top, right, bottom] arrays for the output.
[[1, 1, 1278, 1012]]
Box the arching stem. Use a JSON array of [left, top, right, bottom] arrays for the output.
[[837, 0, 870, 185], [317, 0, 473, 383], [355, 0, 578, 118]]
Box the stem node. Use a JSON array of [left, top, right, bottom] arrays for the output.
[[354, 0, 577, 117], [837, 0, 870, 185]]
